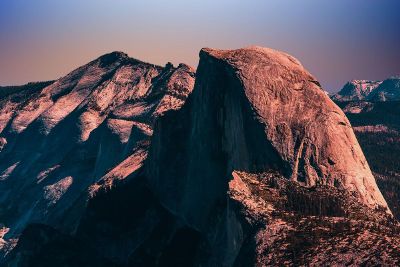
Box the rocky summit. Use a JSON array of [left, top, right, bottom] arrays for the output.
[[1, 47, 399, 266], [0, 51, 195, 257]]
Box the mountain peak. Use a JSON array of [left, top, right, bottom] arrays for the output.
[[95, 51, 130, 67], [332, 80, 382, 101], [101, 51, 128, 58], [1, 46, 398, 266], [332, 77, 400, 102], [367, 76, 400, 101]]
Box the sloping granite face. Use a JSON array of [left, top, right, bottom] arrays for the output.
[[0, 52, 195, 252], [2, 47, 397, 266], [147, 46, 389, 224]]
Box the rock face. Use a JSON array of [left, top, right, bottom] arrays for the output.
[[147, 46, 388, 219], [128, 46, 391, 265], [2, 46, 398, 266], [0, 51, 195, 253], [332, 80, 382, 101], [336, 100, 400, 220]]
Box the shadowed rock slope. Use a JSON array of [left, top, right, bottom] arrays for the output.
[[0, 52, 195, 255], [3, 47, 399, 266], [135, 46, 394, 265], [0, 81, 55, 99]]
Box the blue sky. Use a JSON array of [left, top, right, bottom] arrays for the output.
[[1, 0, 399, 91]]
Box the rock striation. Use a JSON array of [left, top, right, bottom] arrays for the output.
[[70, 46, 394, 266], [0, 51, 195, 254], [130, 46, 391, 265], [2, 46, 398, 266], [147, 46, 389, 219]]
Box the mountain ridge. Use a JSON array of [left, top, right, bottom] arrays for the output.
[[1, 47, 399, 266], [332, 76, 400, 101], [0, 50, 195, 256]]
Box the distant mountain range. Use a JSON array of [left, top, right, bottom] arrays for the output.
[[332, 76, 400, 101]]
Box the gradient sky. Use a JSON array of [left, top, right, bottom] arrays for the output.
[[1, 0, 399, 92]]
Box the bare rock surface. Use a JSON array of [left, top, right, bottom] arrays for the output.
[[118, 46, 392, 266], [0, 51, 195, 255], [1, 46, 397, 266], [147, 46, 389, 222]]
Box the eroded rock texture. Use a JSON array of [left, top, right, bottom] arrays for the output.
[[0, 51, 195, 255], [147, 46, 389, 219], [229, 171, 400, 266], [134, 46, 393, 265], [2, 47, 398, 266]]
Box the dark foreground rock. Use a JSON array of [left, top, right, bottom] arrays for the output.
[[229, 171, 400, 266]]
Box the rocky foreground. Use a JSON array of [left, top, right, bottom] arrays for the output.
[[229, 171, 400, 266], [1, 47, 399, 266]]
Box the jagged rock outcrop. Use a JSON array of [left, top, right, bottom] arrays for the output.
[[2, 46, 397, 266], [332, 80, 382, 101], [0, 51, 195, 254]]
